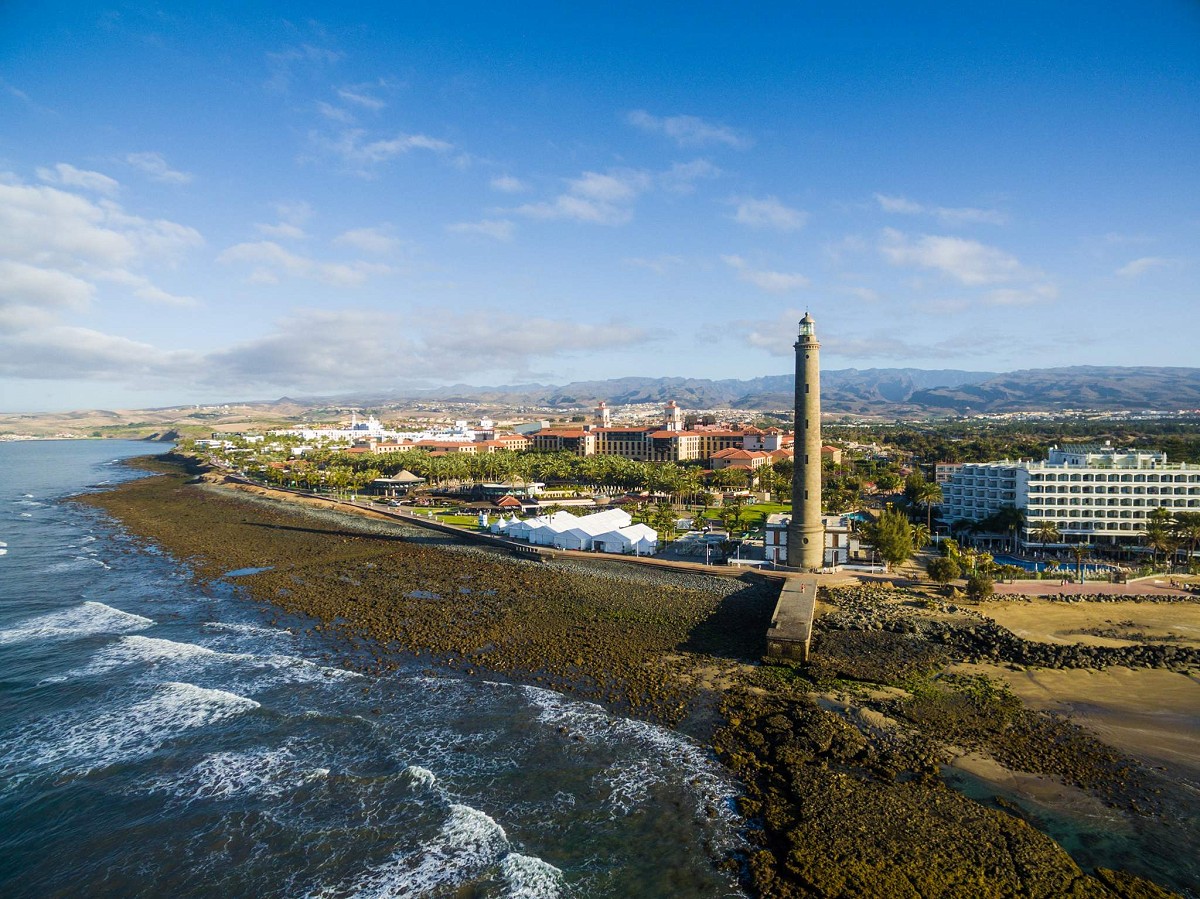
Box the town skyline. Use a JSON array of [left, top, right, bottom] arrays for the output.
[[2, 2, 1197, 413]]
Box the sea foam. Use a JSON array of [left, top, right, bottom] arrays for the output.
[[153, 743, 330, 804], [314, 803, 513, 898], [501, 853, 564, 899], [523, 685, 737, 821], [0, 601, 153, 645], [4, 682, 260, 778], [64, 634, 358, 692]]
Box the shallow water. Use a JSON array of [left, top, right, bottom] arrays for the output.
[[0, 441, 744, 897]]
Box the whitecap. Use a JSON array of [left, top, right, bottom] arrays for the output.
[[69, 635, 222, 676], [523, 685, 738, 822], [314, 804, 510, 898], [402, 765, 437, 790], [0, 601, 153, 645], [501, 853, 564, 899], [62, 634, 359, 691], [152, 744, 329, 803], [5, 682, 259, 777], [201, 620, 291, 639]]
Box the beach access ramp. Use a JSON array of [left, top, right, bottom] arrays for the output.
[[765, 577, 817, 662]]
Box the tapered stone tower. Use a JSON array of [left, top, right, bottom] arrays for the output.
[[788, 313, 824, 570]]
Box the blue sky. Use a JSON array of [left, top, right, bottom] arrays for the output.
[[1, 2, 1197, 412]]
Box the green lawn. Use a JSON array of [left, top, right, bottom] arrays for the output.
[[740, 502, 790, 526], [436, 513, 484, 528]]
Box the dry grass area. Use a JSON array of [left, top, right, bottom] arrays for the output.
[[975, 599, 1200, 649]]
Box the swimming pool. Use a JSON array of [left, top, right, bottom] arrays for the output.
[[992, 553, 1108, 576]]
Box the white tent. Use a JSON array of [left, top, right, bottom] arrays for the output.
[[556, 527, 596, 551], [526, 511, 580, 546], [489, 514, 519, 534], [582, 507, 633, 530], [592, 523, 658, 555]]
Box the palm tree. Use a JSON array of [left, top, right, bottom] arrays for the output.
[[986, 505, 1027, 553], [1030, 519, 1061, 546], [1070, 543, 1090, 583], [913, 480, 943, 533], [911, 523, 932, 550], [1146, 507, 1176, 567], [1170, 511, 1200, 571]]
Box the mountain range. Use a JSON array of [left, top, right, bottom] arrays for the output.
[[3, 366, 1199, 439], [385, 366, 1200, 416]]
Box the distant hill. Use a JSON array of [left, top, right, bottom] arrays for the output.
[[907, 366, 1200, 414], [403, 369, 998, 412], [3, 366, 1198, 437], [386, 366, 1200, 415]]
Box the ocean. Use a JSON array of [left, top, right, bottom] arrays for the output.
[[0, 440, 744, 898]]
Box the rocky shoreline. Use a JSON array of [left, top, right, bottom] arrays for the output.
[[76, 454, 1191, 898]]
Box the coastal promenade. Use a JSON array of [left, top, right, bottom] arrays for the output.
[[219, 473, 797, 582], [991, 578, 1193, 598]]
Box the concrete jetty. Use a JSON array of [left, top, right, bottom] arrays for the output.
[[765, 576, 818, 662]]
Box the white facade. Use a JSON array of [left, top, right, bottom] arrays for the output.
[[765, 513, 857, 567], [940, 443, 1200, 544]]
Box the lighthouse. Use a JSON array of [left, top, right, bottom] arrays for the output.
[[788, 313, 824, 570]]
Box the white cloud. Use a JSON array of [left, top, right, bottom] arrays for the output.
[[880, 228, 1025, 285], [732, 309, 1003, 361], [36, 163, 119, 196], [874, 193, 1006, 226], [722, 254, 809, 292], [126, 152, 193, 185], [217, 240, 390, 286], [93, 268, 197, 307], [1116, 256, 1170, 278], [316, 100, 355, 123], [623, 255, 685, 275], [839, 286, 879, 302], [446, 219, 515, 241], [515, 169, 651, 226], [490, 175, 527, 193], [732, 196, 807, 231], [0, 260, 94, 314], [571, 170, 649, 203], [874, 194, 923, 215], [1, 308, 653, 391], [255, 201, 313, 240], [0, 325, 197, 382], [265, 44, 343, 94], [337, 87, 385, 110], [660, 159, 721, 194], [256, 222, 307, 240], [334, 226, 402, 254], [0, 175, 202, 325], [314, 128, 453, 175], [985, 284, 1058, 306], [626, 110, 751, 149], [417, 312, 650, 373]]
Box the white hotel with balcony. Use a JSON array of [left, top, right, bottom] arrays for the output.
[[940, 443, 1200, 547]]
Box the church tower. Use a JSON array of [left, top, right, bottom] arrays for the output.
[[595, 400, 611, 428], [788, 313, 824, 570]]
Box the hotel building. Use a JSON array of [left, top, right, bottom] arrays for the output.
[[940, 443, 1200, 546]]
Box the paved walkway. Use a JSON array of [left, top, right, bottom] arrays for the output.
[[991, 578, 1194, 598]]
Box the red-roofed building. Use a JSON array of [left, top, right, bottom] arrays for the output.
[[710, 447, 773, 471]]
